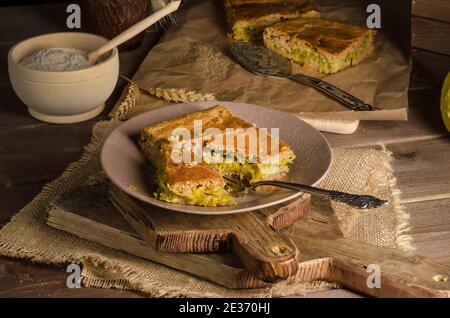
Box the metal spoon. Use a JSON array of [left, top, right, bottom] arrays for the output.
[[224, 176, 388, 209], [229, 42, 380, 112]]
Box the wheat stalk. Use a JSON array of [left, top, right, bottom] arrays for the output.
[[120, 75, 215, 103], [111, 81, 140, 121], [143, 87, 215, 103]]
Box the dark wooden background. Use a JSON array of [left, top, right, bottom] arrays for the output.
[[412, 0, 450, 85], [0, 1, 449, 298]]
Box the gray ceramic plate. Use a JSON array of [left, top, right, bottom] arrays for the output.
[[101, 102, 332, 215]]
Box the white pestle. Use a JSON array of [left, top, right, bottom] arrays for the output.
[[87, 0, 181, 65]]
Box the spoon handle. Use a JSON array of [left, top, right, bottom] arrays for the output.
[[88, 0, 181, 64], [253, 180, 388, 209], [289, 73, 379, 111]]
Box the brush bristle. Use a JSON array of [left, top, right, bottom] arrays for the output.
[[151, 0, 178, 27]]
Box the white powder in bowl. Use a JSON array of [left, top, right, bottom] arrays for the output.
[[20, 48, 90, 72]]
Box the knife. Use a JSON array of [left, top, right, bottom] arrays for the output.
[[229, 42, 380, 112]]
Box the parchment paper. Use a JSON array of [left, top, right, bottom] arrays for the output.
[[128, 0, 410, 121]]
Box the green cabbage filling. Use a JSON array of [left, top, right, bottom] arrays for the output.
[[276, 38, 370, 73], [286, 48, 332, 73], [155, 173, 236, 207], [226, 8, 320, 42], [343, 39, 370, 64], [152, 149, 295, 206], [231, 25, 267, 42], [210, 156, 295, 184]]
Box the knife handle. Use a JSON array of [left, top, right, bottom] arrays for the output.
[[289, 73, 379, 111]]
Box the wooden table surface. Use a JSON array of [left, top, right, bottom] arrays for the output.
[[1, 3, 449, 298]]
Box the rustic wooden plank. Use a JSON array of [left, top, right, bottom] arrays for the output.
[[388, 137, 450, 203], [411, 231, 450, 265], [0, 183, 44, 228], [0, 256, 140, 298], [0, 120, 94, 186], [412, 16, 450, 55], [0, 45, 10, 83], [325, 88, 448, 148], [404, 199, 450, 266], [412, 0, 450, 24], [412, 48, 450, 85], [407, 198, 450, 235]]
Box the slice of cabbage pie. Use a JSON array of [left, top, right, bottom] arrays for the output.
[[224, 0, 320, 42], [263, 17, 376, 74], [139, 105, 295, 207]]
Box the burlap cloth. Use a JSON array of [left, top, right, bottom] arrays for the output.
[[0, 95, 413, 296]]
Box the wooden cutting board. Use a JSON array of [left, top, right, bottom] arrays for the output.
[[48, 185, 309, 288], [109, 186, 307, 283], [47, 185, 450, 297]]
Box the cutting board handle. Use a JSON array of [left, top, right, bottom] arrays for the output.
[[229, 213, 299, 283]]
